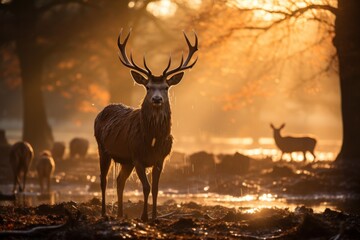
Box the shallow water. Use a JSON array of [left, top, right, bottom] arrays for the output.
[[0, 181, 352, 215]]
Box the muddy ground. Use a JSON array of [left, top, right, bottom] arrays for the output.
[[1, 151, 360, 239], [1, 198, 360, 239]]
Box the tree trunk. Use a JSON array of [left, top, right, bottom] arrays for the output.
[[16, 39, 54, 155], [15, 1, 53, 153], [334, 0, 360, 165], [11, 0, 54, 155]]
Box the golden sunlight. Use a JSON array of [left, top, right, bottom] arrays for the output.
[[146, 0, 178, 18], [226, 0, 336, 21]]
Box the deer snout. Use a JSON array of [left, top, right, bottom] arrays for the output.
[[151, 95, 163, 105]]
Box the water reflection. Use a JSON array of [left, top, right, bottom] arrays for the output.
[[0, 183, 347, 214], [0, 141, 351, 216]]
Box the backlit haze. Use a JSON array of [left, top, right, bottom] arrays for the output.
[[0, 0, 340, 160]]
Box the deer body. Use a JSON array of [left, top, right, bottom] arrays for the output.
[[94, 30, 198, 221], [36, 150, 55, 193], [9, 141, 34, 193], [69, 137, 89, 160], [271, 123, 316, 161], [95, 103, 173, 166]]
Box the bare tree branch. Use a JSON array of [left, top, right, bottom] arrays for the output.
[[235, 4, 337, 32], [37, 0, 98, 13]]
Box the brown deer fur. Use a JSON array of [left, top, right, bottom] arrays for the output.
[[94, 30, 198, 221], [9, 141, 34, 193], [270, 123, 317, 161]]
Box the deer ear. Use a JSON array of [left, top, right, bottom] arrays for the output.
[[167, 72, 184, 86], [130, 70, 147, 86], [270, 123, 275, 129], [280, 123, 285, 129]]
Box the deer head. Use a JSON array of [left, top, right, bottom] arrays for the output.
[[270, 123, 286, 135], [117, 29, 198, 107]]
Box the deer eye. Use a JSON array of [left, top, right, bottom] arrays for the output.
[[146, 86, 150, 90]]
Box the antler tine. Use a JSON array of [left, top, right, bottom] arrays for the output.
[[117, 29, 151, 76], [162, 55, 172, 76], [182, 31, 198, 66], [165, 52, 184, 76], [182, 56, 198, 70], [143, 54, 152, 75], [163, 31, 198, 77], [171, 56, 197, 74], [117, 29, 131, 64], [129, 52, 148, 74]]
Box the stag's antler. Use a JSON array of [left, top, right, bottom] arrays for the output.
[[117, 29, 152, 76], [163, 31, 198, 77]]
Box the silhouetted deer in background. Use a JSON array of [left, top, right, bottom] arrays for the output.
[[9, 141, 34, 193], [51, 142, 65, 162], [36, 150, 55, 193], [94, 30, 198, 221], [69, 137, 89, 160], [270, 123, 317, 161]]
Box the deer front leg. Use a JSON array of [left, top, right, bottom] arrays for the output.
[[99, 151, 111, 216], [135, 163, 150, 221], [117, 163, 134, 218], [152, 164, 163, 220]]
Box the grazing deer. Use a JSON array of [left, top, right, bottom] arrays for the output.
[[69, 137, 89, 160], [94, 30, 198, 221], [52, 141, 66, 161], [9, 141, 34, 193], [270, 123, 317, 161], [36, 150, 55, 193]]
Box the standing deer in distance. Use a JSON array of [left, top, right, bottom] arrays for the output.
[[9, 141, 34, 193], [270, 123, 317, 162], [36, 150, 55, 193], [94, 29, 198, 221]]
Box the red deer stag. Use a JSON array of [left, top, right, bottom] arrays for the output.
[[94, 30, 198, 221], [9, 141, 34, 193], [270, 123, 317, 161]]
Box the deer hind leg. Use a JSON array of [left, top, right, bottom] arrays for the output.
[[290, 152, 294, 161], [22, 169, 28, 192], [38, 177, 44, 193], [303, 151, 307, 162], [135, 163, 150, 221], [12, 171, 19, 193], [117, 163, 134, 218], [310, 150, 316, 161], [99, 149, 111, 216], [280, 152, 284, 161], [47, 175, 51, 192], [152, 164, 163, 220]]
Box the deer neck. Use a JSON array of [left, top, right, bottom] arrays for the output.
[[140, 101, 171, 139], [274, 131, 283, 143]]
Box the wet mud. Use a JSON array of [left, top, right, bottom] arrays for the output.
[[1, 152, 360, 239], [1, 198, 360, 239]]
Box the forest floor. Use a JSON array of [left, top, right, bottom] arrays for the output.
[[1, 152, 360, 239], [1, 197, 360, 239]]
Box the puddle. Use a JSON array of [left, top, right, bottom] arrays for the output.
[[0, 182, 351, 214]]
